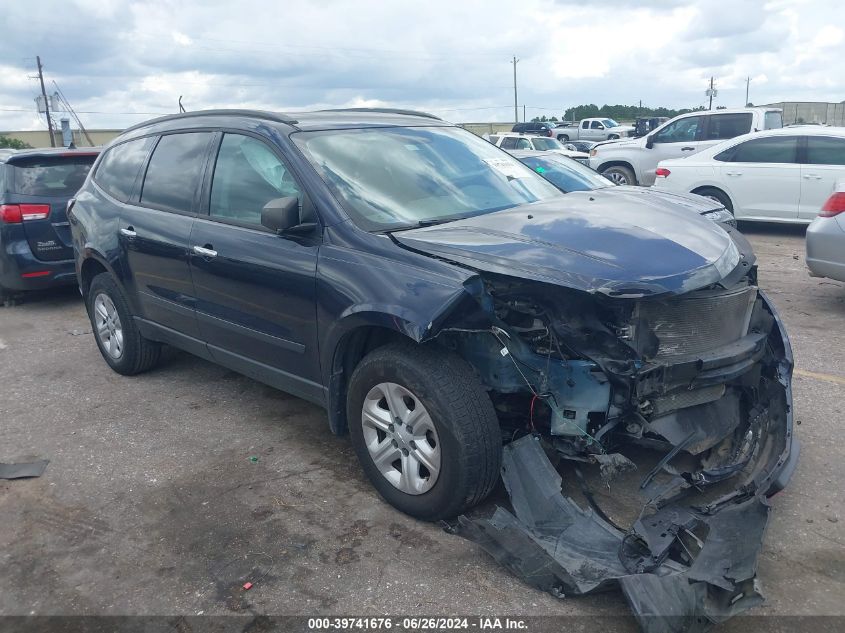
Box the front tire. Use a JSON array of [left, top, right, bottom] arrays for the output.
[[87, 273, 161, 375], [347, 343, 501, 521], [557, 134, 570, 142], [602, 165, 637, 186]]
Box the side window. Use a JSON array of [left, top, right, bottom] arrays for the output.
[[488, 135, 499, 144], [764, 111, 783, 130], [141, 133, 213, 212], [500, 137, 518, 150], [94, 137, 154, 202], [705, 113, 752, 140], [590, 121, 603, 129], [652, 116, 702, 144], [729, 136, 798, 163], [581, 121, 589, 129], [805, 137, 845, 166], [517, 139, 531, 150], [210, 134, 301, 225]]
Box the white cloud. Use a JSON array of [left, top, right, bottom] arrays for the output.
[[0, 0, 843, 132]]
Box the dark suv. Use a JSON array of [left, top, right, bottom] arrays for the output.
[[0, 148, 99, 303], [69, 109, 795, 551], [511, 121, 554, 136]]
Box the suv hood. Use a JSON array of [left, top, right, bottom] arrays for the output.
[[393, 194, 742, 297]]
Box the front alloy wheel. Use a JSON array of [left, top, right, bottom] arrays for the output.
[[347, 343, 502, 520], [361, 382, 441, 495]]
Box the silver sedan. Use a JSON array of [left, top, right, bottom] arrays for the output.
[[806, 190, 845, 282]]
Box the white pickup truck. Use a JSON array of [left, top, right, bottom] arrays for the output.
[[588, 107, 784, 186], [555, 118, 636, 142]]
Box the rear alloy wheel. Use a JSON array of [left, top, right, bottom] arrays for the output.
[[87, 273, 161, 375], [695, 187, 734, 214], [347, 343, 501, 520], [558, 134, 570, 142], [602, 165, 636, 186]]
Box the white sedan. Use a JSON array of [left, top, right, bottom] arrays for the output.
[[652, 126, 845, 223]]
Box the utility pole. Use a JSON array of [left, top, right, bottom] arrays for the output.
[[36, 56, 56, 147], [511, 56, 519, 124], [708, 76, 715, 110], [745, 76, 751, 106], [523, 104, 526, 123]]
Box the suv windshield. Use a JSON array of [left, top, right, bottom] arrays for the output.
[[10, 155, 97, 197], [294, 126, 562, 231], [519, 154, 613, 192], [601, 119, 620, 128], [531, 137, 563, 150]]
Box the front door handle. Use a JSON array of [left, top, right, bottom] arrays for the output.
[[725, 171, 743, 176], [120, 227, 137, 237], [193, 245, 217, 258], [681, 146, 695, 151], [803, 174, 823, 180]]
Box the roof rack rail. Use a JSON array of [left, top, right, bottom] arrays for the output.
[[317, 107, 443, 121], [122, 109, 299, 134]]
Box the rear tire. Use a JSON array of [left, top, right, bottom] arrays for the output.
[[693, 187, 734, 214], [557, 134, 570, 142], [602, 165, 637, 186], [347, 343, 502, 521], [86, 273, 161, 375]]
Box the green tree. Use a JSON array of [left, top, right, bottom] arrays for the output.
[[0, 135, 31, 150], [563, 103, 706, 122]]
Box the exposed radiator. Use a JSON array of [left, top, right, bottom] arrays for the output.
[[635, 285, 757, 360]]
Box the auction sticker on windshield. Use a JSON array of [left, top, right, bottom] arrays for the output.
[[483, 158, 528, 179]]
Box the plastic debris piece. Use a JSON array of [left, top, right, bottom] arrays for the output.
[[242, 582, 253, 590], [248, 456, 259, 463]]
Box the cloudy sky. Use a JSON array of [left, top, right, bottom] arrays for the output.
[[1, 0, 842, 131]]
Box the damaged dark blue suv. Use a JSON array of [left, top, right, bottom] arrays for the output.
[[69, 109, 798, 629]]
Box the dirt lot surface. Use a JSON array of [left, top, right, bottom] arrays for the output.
[[1, 224, 842, 627]]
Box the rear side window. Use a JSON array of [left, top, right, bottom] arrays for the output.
[[805, 137, 845, 165], [141, 133, 213, 213], [726, 136, 799, 163], [500, 137, 518, 150], [705, 113, 752, 140], [764, 111, 783, 130], [95, 137, 153, 202], [10, 155, 97, 197]]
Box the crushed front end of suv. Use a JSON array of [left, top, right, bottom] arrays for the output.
[[70, 109, 797, 633]]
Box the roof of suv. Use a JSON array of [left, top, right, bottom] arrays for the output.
[[121, 107, 449, 136]]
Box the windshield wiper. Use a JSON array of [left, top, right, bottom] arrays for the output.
[[387, 215, 466, 232]]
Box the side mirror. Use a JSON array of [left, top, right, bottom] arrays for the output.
[[645, 135, 655, 149], [261, 197, 301, 234]]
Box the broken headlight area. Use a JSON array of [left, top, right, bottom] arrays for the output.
[[437, 274, 798, 632]]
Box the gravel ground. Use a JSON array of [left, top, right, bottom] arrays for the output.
[[0, 223, 842, 628]]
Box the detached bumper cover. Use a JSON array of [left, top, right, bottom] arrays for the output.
[[455, 293, 797, 633]]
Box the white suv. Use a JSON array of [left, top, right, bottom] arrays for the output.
[[588, 107, 783, 186]]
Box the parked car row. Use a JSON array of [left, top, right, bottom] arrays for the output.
[[589, 107, 784, 185], [487, 133, 589, 163]]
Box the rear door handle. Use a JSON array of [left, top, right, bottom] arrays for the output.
[[193, 245, 217, 258], [803, 174, 823, 180], [681, 146, 695, 151], [725, 171, 743, 176], [120, 227, 137, 237]]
